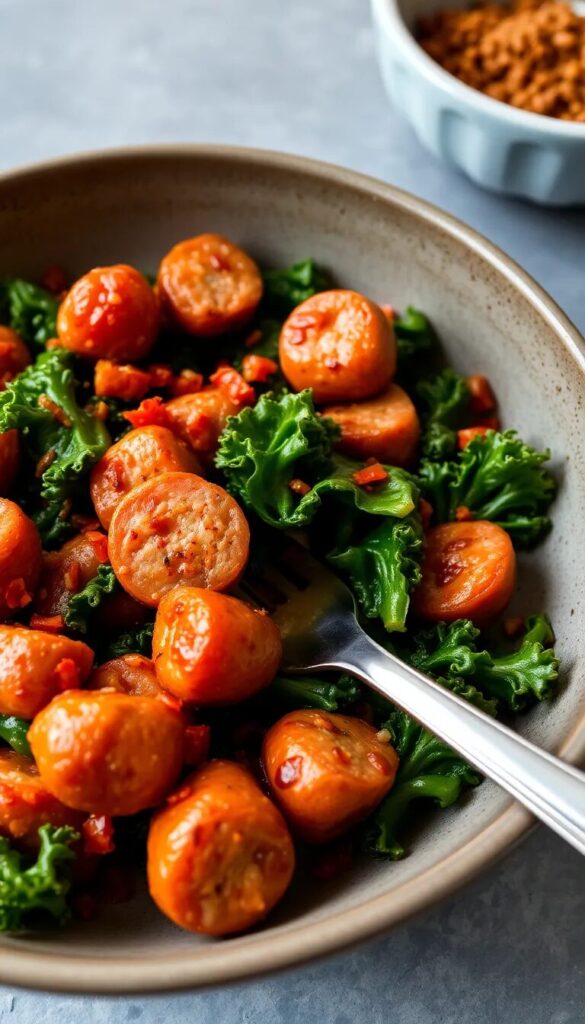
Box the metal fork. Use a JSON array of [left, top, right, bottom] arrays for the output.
[[239, 535, 585, 856]]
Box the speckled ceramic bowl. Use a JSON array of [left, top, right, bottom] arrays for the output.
[[372, 0, 585, 205], [0, 146, 583, 994]]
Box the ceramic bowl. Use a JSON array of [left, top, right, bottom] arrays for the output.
[[371, 0, 585, 206], [0, 145, 583, 993]]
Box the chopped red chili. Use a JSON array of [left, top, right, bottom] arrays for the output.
[[352, 463, 389, 487]]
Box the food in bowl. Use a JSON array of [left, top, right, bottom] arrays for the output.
[[0, 234, 559, 937], [418, 0, 585, 121]]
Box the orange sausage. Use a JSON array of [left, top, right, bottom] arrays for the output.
[[263, 710, 399, 844], [322, 383, 420, 466], [156, 234, 263, 336], [88, 654, 163, 698], [0, 749, 83, 850], [108, 472, 250, 607], [165, 387, 239, 457], [28, 690, 183, 816], [34, 530, 108, 617], [147, 760, 295, 935], [153, 587, 281, 704], [0, 429, 20, 494], [57, 264, 159, 361], [0, 326, 31, 389], [0, 625, 94, 717], [411, 520, 516, 624], [279, 290, 396, 403], [0, 498, 42, 619], [90, 425, 202, 529]]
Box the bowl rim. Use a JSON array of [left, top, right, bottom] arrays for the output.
[[0, 142, 584, 995], [372, 0, 585, 138]]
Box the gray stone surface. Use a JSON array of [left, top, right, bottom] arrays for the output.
[[0, 0, 583, 1020]]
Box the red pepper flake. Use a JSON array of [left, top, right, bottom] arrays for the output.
[[244, 328, 263, 349], [332, 745, 352, 765], [352, 463, 389, 487], [457, 426, 489, 450], [38, 394, 72, 428], [55, 658, 80, 691], [209, 366, 255, 407], [183, 724, 211, 767], [419, 497, 434, 529], [275, 755, 304, 788], [35, 449, 56, 477], [29, 613, 65, 634], [467, 374, 496, 414], [82, 814, 115, 855], [241, 353, 278, 383], [289, 478, 311, 497], [454, 505, 474, 521], [208, 252, 230, 272], [63, 562, 82, 593], [123, 396, 171, 429], [169, 369, 204, 397], [58, 498, 73, 522], [367, 750, 391, 775], [4, 578, 32, 610], [40, 265, 68, 295], [503, 616, 525, 639], [88, 400, 110, 422]]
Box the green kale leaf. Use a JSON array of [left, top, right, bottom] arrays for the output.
[[216, 390, 417, 529], [394, 306, 435, 363], [262, 259, 329, 316], [269, 673, 362, 712], [419, 430, 556, 547], [0, 825, 78, 933], [64, 564, 118, 634], [103, 622, 154, 661], [0, 279, 59, 349], [416, 369, 471, 460], [0, 715, 32, 758], [0, 348, 110, 545], [328, 513, 423, 633]]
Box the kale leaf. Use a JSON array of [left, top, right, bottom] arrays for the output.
[[0, 825, 78, 933], [394, 306, 435, 363], [419, 430, 556, 547], [64, 564, 118, 634], [269, 673, 362, 712], [364, 705, 481, 860], [0, 715, 32, 758], [416, 369, 471, 460], [407, 615, 559, 711], [262, 259, 329, 316], [0, 279, 59, 349], [328, 513, 423, 633], [103, 622, 154, 661], [0, 348, 110, 545], [216, 390, 417, 529]]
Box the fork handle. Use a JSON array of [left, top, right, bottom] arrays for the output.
[[343, 632, 585, 856]]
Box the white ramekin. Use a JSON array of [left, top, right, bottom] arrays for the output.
[[372, 0, 585, 205]]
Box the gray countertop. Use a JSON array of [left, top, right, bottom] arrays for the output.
[[0, 1, 583, 1021]]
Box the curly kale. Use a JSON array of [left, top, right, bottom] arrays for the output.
[[407, 615, 559, 711], [364, 705, 481, 860], [103, 622, 155, 661], [328, 513, 423, 633], [0, 715, 32, 758], [262, 259, 329, 316], [0, 279, 59, 349], [0, 348, 110, 545], [416, 369, 471, 460], [419, 430, 556, 546], [269, 673, 362, 712], [216, 390, 417, 529], [64, 564, 118, 634], [394, 306, 435, 365], [0, 825, 78, 933]]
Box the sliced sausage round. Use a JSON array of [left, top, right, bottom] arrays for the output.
[[0, 749, 83, 849], [0, 499, 43, 620], [0, 625, 94, 717], [323, 383, 420, 466], [165, 388, 239, 458], [88, 654, 163, 698]]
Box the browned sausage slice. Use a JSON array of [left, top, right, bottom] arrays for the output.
[[0, 625, 94, 717], [0, 749, 83, 849], [323, 383, 420, 466], [108, 471, 250, 607]]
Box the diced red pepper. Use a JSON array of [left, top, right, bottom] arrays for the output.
[[467, 375, 496, 414], [352, 463, 389, 487], [457, 426, 490, 449], [289, 478, 311, 497], [183, 724, 211, 767], [209, 366, 255, 407], [454, 505, 474, 521], [94, 360, 152, 403], [241, 354, 279, 384], [82, 814, 115, 855], [503, 616, 525, 638], [169, 369, 204, 397], [123, 396, 172, 428], [4, 578, 32, 610], [29, 614, 66, 634]]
